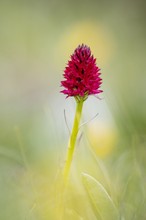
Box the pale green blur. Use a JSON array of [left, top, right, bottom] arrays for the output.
[[0, 0, 146, 219]]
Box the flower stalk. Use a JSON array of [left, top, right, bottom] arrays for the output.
[[63, 98, 84, 185], [61, 44, 102, 186]]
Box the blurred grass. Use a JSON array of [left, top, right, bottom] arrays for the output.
[[0, 0, 146, 219]]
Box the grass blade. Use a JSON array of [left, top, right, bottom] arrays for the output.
[[82, 173, 119, 220]]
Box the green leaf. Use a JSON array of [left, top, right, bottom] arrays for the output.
[[82, 173, 119, 220]]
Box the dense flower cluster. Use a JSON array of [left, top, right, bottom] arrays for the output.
[[61, 44, 102, 100]]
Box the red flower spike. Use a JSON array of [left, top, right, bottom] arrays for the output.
[[61, 44, 102, 100]]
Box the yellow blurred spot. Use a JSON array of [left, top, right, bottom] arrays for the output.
[[54, 20, 115, 67], [88, 121, 118, 158]]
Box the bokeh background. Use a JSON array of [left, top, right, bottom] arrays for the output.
[[0, 0, 146, 219]]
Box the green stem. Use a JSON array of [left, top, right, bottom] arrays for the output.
[[63, 98, 84, 185]]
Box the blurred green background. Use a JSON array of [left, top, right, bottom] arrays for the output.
[[0, 0, 146, 219]]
